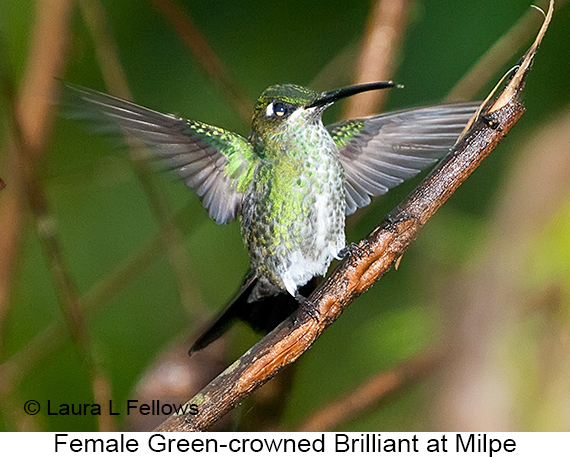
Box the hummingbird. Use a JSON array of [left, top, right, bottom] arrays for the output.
[[63, 81, 478, 353]]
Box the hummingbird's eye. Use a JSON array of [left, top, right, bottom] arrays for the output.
[[273, 102, 287, 117], [266, 101, 289, 118]]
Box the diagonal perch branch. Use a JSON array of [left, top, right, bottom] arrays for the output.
[[154, 0, 554, 432]]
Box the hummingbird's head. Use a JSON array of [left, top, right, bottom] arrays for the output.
[[250, 82, 396, 151], [250, 84, 322, 143]]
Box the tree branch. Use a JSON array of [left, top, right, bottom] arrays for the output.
[[154, 0, 553, 432]]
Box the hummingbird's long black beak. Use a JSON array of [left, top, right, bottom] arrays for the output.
[[307, 81, 399, 108]]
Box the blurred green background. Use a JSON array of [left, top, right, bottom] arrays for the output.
[[1, 0, 569, 432]]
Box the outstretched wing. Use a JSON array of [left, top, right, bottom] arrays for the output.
[[62, 83, 255, 224], [328, 102, 480, 215]]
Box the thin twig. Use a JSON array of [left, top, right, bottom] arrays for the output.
[[445, 0, 555, 102], [154, 0, 553, 433]]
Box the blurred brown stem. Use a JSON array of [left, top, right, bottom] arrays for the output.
[[295, 349, 441, 432], [0, 0, 72, 358], [6, 84, 116, 432], [150, 0, 252, 122], [0, 202, 201, 400], [0, 0, 115, 432], [78, 0, 205, 315], [343, 0, 413, 119]]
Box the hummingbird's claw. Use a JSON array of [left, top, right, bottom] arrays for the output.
[[337, 242, 359, 259], [295, 292, 320, 323]]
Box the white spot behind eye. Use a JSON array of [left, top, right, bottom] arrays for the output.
[[265, 102, 274, 117]]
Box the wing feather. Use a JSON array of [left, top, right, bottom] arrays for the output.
[[328, 102, 480, 214], [62, 83, 254, 224]]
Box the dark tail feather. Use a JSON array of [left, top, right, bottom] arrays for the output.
[[189, 275, 316, 355], [189, 274, 258, 354]]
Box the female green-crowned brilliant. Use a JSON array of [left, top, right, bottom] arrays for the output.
[[64, 81, 478, 352]]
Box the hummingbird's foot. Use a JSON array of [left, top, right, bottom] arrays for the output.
[[337, 242, 359, 259], [295, 292, 320, 322]]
